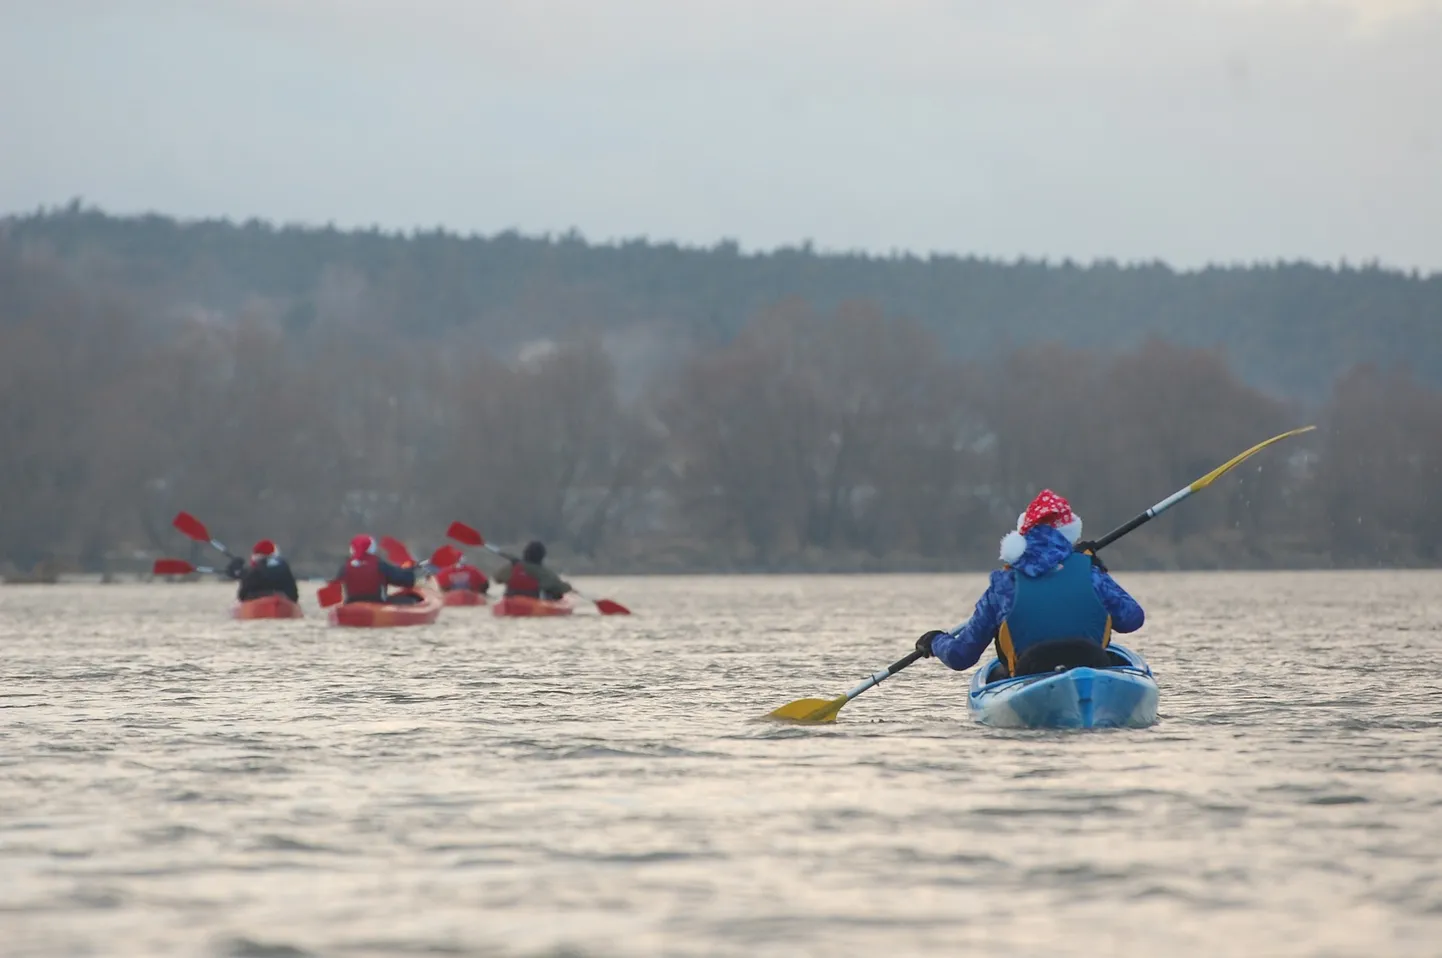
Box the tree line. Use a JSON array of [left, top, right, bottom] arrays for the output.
[[1, 233, 1437, 577], [5, 203, 1442, 403]]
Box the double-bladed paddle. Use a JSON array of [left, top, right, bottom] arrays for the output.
[[380, 536, 417, 567], [155, 556, 329, 584], [445, 521, 631, 615], [316, 580, 344, 608], [1086, 425, 1317, 550], [152, 558, 220, 576], [172, 511, 239, 562], [765, 425, 1317, 724]]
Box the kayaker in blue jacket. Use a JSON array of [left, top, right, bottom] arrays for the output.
[[915, 490, 1145, 678]]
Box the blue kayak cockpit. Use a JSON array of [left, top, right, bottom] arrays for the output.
[[968, 642, 1159, 729], [978, 644, 1151, 686]]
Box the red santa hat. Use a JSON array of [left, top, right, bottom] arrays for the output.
[[251, 539, 277, 557], [999, 489, 1084, 564], [349, 534, 377, 558]]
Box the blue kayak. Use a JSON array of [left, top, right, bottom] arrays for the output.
[[967, 642, 1159, 729]]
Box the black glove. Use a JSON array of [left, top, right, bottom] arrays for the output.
[[915, 630, 945, 658], [225, 556, 246, 579], [1075, 541, 1107, 573]]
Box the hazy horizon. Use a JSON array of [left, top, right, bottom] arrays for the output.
[[3, 0, 1441, 271]]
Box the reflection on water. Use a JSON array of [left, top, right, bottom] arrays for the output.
[[2, 572, 1441, 957]]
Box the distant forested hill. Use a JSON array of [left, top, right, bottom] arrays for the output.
[[5, 204, 1439, 400], [3, 203, 1442, 575]]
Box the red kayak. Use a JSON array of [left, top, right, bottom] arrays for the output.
[[442, 589, 488, 607], [327, 588, 443, 628], [232, 595, 304, 620], [491, 595, 574, 618]]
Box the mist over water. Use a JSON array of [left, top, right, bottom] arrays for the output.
[[4, 572, 1441, 957]]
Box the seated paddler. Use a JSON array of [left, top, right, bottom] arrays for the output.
[[914, 490, 1144, 679], [226, 539, 300, 603], [435, 554, 489, 595], [337, 534, 424, 604], [494, 540, 573, 601]]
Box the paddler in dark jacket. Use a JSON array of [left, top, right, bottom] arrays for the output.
[[493, 541, 573, 600], [336, 534, 423, 604], [915, 490, 1145, 678], [225, 540, 300, 603]]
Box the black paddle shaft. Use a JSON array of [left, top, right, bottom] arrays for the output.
[[891, 649, 926, 673], [842, 647, 929, 700], [876, 648, 926, 682], [1090, 512, 1151, 552]]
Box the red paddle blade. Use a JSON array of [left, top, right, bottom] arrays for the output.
[[446, 521, 485, 547], [172, 511, 210, 543], [317, 581, 343, 608], [379, 536, 414, 566], [429, 545, 462, 568], [153, 558, 195, 575], [594, 598, 631, 616]]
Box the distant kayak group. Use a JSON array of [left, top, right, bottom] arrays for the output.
[[155, 516, 627, 626], [155, 428, 1315, 732]]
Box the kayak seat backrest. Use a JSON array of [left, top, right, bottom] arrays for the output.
[[986, 646, 1136, 684], [1011, 638, 1114, 676]]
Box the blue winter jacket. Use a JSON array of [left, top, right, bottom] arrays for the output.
[[931, 525, 1145, 672]]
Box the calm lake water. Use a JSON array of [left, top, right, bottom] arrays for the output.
[[3, 572, 1441, 957]]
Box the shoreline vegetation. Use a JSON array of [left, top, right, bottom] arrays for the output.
[[2, 204, 1440, 577], [9, 561, 1442, 587]]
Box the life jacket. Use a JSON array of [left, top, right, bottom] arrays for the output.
[[504, 561, 542, 598], [437, 564, 487, 592], [996, 552, 1111, 677], [342, 554, 387, 603]]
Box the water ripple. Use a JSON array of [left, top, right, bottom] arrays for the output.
[[3, 573, 1442, 957]]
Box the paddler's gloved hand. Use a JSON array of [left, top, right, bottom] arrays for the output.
[[225, 556, 245, 579], [915, 630, 945, 658], [1075, 541, 1108, 573]]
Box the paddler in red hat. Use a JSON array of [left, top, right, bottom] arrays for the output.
[[435, 552, 490, 596], [227, 539, 300, 604], [914, 490, 1145, 678], [336, 534, 426, 605]]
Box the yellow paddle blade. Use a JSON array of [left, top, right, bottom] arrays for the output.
[[1189, 425, 1316, 492], [766, 695, 848, 724]]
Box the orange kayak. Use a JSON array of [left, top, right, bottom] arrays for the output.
[[442, 589, 488, 607], [491, 595, 574, 617], [327, 588, 443, 627], [232, 595, 304, 620]]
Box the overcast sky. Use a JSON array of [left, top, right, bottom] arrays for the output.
[[2, 0, 1440, 270]]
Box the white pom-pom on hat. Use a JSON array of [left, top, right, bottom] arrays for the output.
[[1056, 516, 1083, 544], [999, 530, 1028, 564]]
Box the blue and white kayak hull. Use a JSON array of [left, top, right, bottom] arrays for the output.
[[967, 642, 1159, 729]]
